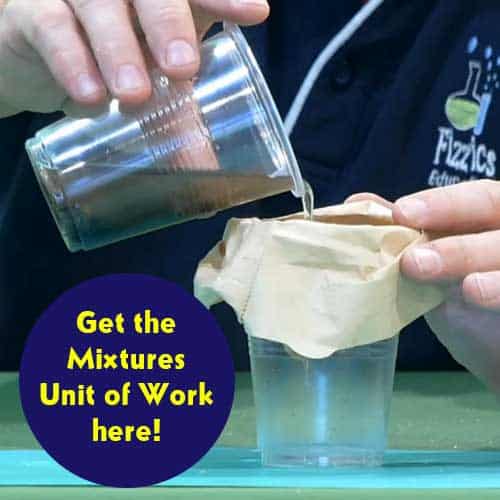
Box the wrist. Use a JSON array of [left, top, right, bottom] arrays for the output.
[[0, 110, 18, 119], [0, 98, 19, 118]]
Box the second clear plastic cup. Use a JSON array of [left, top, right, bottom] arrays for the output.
[[25, 24, 305, 252], [248, 335, 399, 468]]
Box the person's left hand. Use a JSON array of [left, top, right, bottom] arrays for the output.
[[347, 179, 500, 393], [392, 179, 500, 310]]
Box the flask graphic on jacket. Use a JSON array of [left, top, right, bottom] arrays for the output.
[[446, 61, 482, 131]]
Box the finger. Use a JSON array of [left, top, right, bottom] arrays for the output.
[[401, 230, 500, 282], [67, 0, 151, 104], [344, 192, 393, 209], [13, 0, 106, 105], [394, 180, 500, 233], [192, 0, 270, 26], [134, 0, 199, 80], [190, 0, 270, 40], [463, 272, 500, 311]]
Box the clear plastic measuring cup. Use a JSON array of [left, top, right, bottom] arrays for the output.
[[25, 24, 305, 252], [248, 335, 399, 468]]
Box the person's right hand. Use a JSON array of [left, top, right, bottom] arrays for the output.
[[0, 0, 269, 117]]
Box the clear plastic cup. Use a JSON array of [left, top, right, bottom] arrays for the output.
[[25, 24, 305, 252], [248, 335, 399, 468]]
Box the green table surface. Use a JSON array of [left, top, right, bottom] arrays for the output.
[[1, 371, 499, 499]]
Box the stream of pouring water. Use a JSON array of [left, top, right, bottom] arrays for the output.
[[299, 183, 314, 426], [302, 181, 315, 221], [300, 181, 329, 444]]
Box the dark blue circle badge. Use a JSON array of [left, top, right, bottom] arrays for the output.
[[19, 274, 235, 487]]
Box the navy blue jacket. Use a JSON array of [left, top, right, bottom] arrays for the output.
[[1, 0, 499, 370]]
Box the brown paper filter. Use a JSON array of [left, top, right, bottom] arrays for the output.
[[194, 201, 445, 359]]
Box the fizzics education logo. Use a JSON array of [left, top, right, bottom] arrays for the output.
[[430, 36, 498, 187]]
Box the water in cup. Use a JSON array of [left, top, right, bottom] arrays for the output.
[[249, 336, 398, 468]]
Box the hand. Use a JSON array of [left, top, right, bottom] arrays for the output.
[[393, 179, 500, 311], [0, 0, 269, 117], [347, 180, 500, 393]]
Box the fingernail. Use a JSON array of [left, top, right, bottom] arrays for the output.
[[115, 64, 146, 92], [396, 198, 429, 224], [75, 73, 101, 98], [409, 247, 443, 276], [165, 40, 197, 67], [472, 274, 500, 302], [235, 0, 268, 6]]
